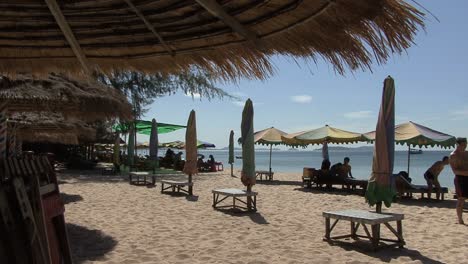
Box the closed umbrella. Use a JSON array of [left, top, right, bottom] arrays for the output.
[[229, 130, 235, 177], [183, 110, 197, 195], [149, 118, 159, 171], [127, 125, 135, 167], [240, 99, 255, 210], [322, 141, 330, 161], [365, 76, 396, 212]]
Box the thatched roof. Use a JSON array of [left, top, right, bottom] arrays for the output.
[[0, 1, 425, 79], [0, 74, 132, 121], [8, 112, 96, 145]]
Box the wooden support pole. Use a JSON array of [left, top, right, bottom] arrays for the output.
[[44, 0, 92, 75], [195, 0, 258, 42]]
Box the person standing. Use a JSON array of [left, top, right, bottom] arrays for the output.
[[449, 137, 468, 225], [424, 156, 449, 200]]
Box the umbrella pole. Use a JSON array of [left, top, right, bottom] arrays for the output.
[[407, 145, 411, 177], [231, 164, 233, 177], [376, 202, 382, 213], [269, 144, 272, 176], [188, 174, 193, 195]]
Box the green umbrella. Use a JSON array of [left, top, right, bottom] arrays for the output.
[[114, 120, 185, 135], [228, 130, 235, 177], [240, 99, 255, 209], [149, 118, 159, 171], [366, 76, 396, 212], [127, 124, 135, 167], [183, 110, 197, 195]]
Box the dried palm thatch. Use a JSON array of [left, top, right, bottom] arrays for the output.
[[8, 112, 96, 145], [0, 74, 132, 121], [0, 0, 425, 80]]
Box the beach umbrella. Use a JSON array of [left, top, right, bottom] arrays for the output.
[[0, 2, 424, 81], [240, 99, 255, 210], [183, 110, 197, 195], [113, 132, 120, 168], [364, 121, 456, 176], [149, 118, 159, 170], [114, 120, 185, 135], [365, 76, 396, 212], [229, 130, 235, 177], [282, 125, 364, 163], [252, 127, 288, 176], [127, 125, 135, 167]]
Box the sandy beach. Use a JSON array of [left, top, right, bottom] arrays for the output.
[[59, 169, 468, 264]]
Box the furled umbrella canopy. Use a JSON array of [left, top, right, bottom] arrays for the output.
[[115, 120, 185, 135], [365, 76, 396, 211], [228, 130, 234, 177], [149, 118, 159, 169], [240, 99, 255, 188], [183, 110, 197, 195], [0, 1, 424, 80], [0, 74, 132, 121], [113, 132, 120, 166]]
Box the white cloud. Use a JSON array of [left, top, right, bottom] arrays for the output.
[[184, 93, 201, 99], [290, 95, 312, 104], [344, 111, 373, 119], [449, 107, 468, 120], [232, 101, 245, 107]]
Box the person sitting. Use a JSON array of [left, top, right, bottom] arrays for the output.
[[317, 159, 332, 188], [424, 156, 449, 200], [162, 148, 175, 168], [339, 157, 354, 179], [173, 152, 184, 171], [206, 154, 217, 172], [197, 154, 207, 171]]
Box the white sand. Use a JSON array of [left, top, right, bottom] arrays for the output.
[[59, 169, 468, 264]]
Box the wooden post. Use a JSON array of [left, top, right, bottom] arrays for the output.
[[230, 164, 233, 177], [246, 185, 252, 211], [269, 144, 272, 177], [376, 202, 382, 213], [325, 217, 331, 240], [371, 224, 380, 250], [188, 174, 193, 195], [351, 222, 356, 239]]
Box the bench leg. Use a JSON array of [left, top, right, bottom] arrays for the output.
[[397, 220, 404, 248], [325, 217, 331, 240], [351, 222, 357, 239]]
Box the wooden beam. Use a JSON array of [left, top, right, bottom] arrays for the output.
[[124, 0, 174, 56], [44, 0, 92, 75], [195, 0, 258, 42]]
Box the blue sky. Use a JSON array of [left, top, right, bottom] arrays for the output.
[[139, 0, 468, 150]]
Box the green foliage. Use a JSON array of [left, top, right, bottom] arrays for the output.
[[97, 69, 234, 119]]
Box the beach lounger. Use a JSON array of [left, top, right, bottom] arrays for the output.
[[395, 174, 448, 200], [212, 188, 257, 211], [256, 170, 273, 181]]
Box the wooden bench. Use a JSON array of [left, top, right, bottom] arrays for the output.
[[322, 209, 405, 251], [161, 180, 193, 195], [212, 188, 258, 211], [129, 171, 156, 186], [256, 170, 273, 181]]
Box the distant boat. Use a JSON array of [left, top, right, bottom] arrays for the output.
[[235, 156, 243, 159], [409, 148, 423, 154]]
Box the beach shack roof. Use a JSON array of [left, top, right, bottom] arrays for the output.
[[0, 1, 424, 79], [0, 74, 132, 121], [8, 112, 96, 145]]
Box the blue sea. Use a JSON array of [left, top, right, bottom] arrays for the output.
[[137, 149, 455, 189]]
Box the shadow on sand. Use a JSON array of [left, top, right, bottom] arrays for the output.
[[326, 240, 445, 264], [214, 208, 269, 224], [256, 180, 301, 186], [60, 193, 84, 204], [67, 223, 117, 264], [293, 187, 365, 196]]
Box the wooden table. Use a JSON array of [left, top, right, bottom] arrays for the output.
[[161, 180, 193, 195], [129, 172, 156, 186], [322, 209, 405, 250], [256, 170, 273, 181], [212, 188, 258, 211]]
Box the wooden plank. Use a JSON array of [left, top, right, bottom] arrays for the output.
[[44, 0, 92, 75], [195, 0, 258, 42]]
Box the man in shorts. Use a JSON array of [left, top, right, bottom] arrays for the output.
[[449, 137, 468, 225], [424, 156, 449, 200]]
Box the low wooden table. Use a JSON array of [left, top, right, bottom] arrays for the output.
[[161, 180, 193, 195], [129, 172, 156, 186], [212, 188, 258, 211], [322, 209, 405, 251], [256, 170, 273, 181]]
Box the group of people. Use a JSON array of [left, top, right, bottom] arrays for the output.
[[197, 154, 218, 172], [160, 148, 185, 170]]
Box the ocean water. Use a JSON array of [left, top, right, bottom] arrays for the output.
[[136, 149, 455, 189]]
